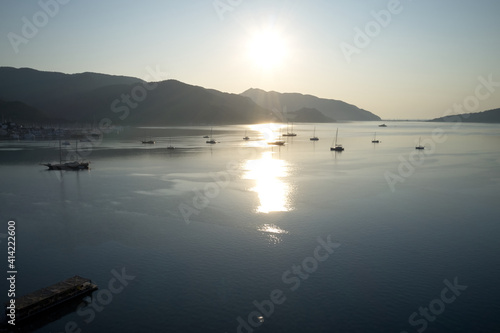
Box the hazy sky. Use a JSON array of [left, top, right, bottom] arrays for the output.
[[1, 0, 500, 119]]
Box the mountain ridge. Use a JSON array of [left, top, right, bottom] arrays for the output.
[[241, 88, 380, 122], [0, 67, 380, 125], [429, 108, 500, 123]]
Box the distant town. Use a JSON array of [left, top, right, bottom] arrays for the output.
[[0, 121, 101, 141]]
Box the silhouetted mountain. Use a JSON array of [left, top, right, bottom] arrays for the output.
[[0, 67, 381, 125], [241, 88, 380, 121], [0, 67, 275, 125], [429, 108, 500, 123], [289, 107, 335, 123], [76, 80, 274, 125], [0, 99, 50, 123], [0, 67, 144, 109]]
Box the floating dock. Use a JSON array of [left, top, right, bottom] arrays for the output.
[[7, 275, 97, 321]]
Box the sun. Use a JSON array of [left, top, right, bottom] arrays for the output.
[[247, 29, 288, 70]]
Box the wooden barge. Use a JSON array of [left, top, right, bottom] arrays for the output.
[[6, 276, 97, 321]]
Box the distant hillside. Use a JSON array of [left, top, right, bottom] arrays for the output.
[[0, 67, 381, 125], [62, 80, 275, 125], [0, 67, 275, 125], [0, 67, 144, 109], [289, 107, 335, 123], [0, 99, 50, 123], [241, 88, 380, 121], [429, 108, 500, 123]]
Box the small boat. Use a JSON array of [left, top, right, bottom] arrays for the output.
[[167, 138, 175, 150], [372, 132, 380, 143], [203, 135, 210, 138], [42, 139, 90, 170], [267, 140, 285, 146], [62, 140, 71, 145], [379, 124, 387, 127], [415, 137, 424, 150], [243, 130, 250, 140], [7, 276, 97, 322], [282, 123, 297, 137], [43, 161, 90, 170], [206, 127, 217, 144], [310, 126, 319, 141], [330, 128, 344, 151], [141, 139, 155, 144], [268, 127, 285, 145]]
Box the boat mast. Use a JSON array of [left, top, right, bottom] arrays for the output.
[[59, 137, 62, 164]]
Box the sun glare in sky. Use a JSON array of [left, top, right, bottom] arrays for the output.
[[246, 29, 288, 70]]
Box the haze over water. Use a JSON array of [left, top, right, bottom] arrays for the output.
[[1, 121, 500, 332]]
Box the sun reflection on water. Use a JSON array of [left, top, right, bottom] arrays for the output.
[[246, 123, 287, 145], [257, 224, 289, 244], [243, 151, 292, 213]]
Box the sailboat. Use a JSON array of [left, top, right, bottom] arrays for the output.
[[206, 127, 217, 144], [415, 137, 424, 150], [141, 136, 155, 144], [42, 139, 90, 170], [282, 122, 297, 136], [243, 130, 250, 140], [330, 128, 344, 151], [310, 127, 319, 141], [267, 128, 285, 145], [267, 139, 285, 146], [167, 138, 175, 150], [372, 132, 380, 143]]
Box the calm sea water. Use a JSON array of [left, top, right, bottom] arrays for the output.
[[1, 121, 499, 332]]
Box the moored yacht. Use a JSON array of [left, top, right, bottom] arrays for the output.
[[330, 128, 344, 151]]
